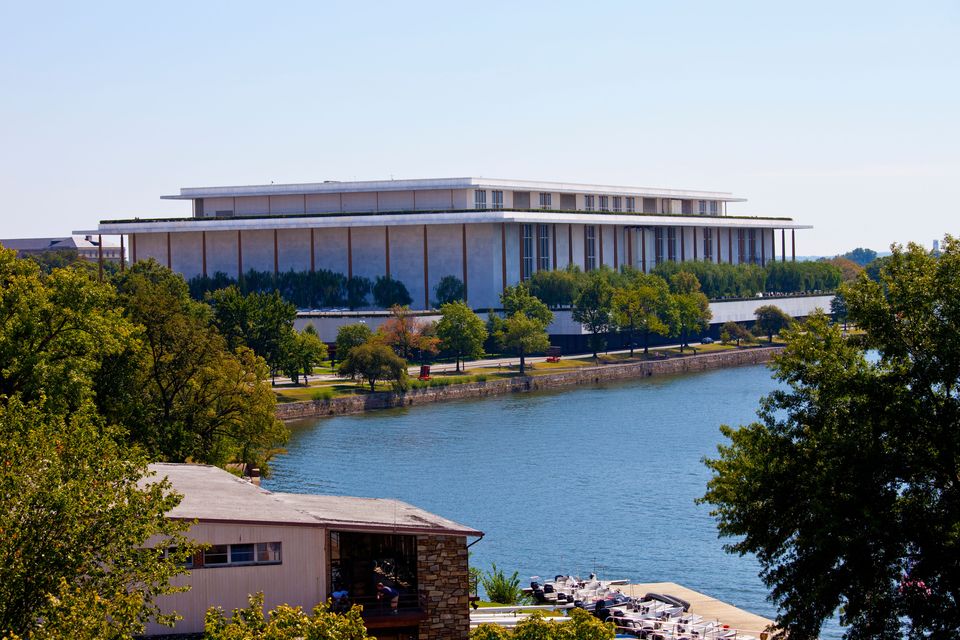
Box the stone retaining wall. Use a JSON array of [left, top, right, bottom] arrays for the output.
[[276, 347, 781, 422]]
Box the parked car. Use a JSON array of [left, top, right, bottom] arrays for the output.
[[701, 337, 714, 344]]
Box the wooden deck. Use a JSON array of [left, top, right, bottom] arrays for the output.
[[616, 582, 776, 638]]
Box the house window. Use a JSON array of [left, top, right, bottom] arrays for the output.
[[667, 227, 677, 262], [492, 190, 503, 209], [474, 190, 487, 209], [710, 201, 719, 215], [703, 228, 713, 261], [599, 195, 609, 211], [584, 195, 595, 212], [200, 542, 282, 568], [538, 225, 550, 271], [585, 226, 597, 271], [612, 196, 622, 212], [698, 200, 707, 215], [521, 224, 534, 280], [626, 197, 636, 213], [538, 192, 552, 209], [654, 228, 664, 265]]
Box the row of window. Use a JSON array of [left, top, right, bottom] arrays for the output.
[[181, 541, 283, 569], [520, 225, 766, 274], [475, 191, 720, 214]]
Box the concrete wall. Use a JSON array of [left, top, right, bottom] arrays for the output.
[[147, 523, 326, 636]]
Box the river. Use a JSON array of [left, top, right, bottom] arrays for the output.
[[264, 363, 842, 639]]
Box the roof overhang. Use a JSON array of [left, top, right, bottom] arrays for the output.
[[161, 177, 746, 202], [77, 211, 810, 236]]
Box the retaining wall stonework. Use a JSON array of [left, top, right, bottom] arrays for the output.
[[276, 346, 781, 422]]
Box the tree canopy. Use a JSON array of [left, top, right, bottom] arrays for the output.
[[0, 248, 196, 637], [205, 592, 370, 640], [573, 272, 614, 357], [701, 236, 960, 639], [753, 304, 792, 343], [436, 301, 487, 372], [337, 341, 408, 391]]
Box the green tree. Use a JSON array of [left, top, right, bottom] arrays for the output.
[[669, 273, 712, 352], [497, 312, 550, 375], [500, 285, 554, 326], [207, 286, 298, 382], [337, 341, 408, 391], [754, 304, 792, 343], [114, 261, 287, 472], [624, 273, 675, 356], [573, 272, 614, 358], [824, 256, 863, 283], [379, 305, 438, 362], [434, 275, 466, 306], [436, 301, 488, 372], [701, 237, 960, 639], [830, 290, 849, 330], [719, 321, 753, 347], [526, 268, 580, 308], [334, 323, 373, 366], [841, 246, 878, 266], [282, 325, 329, 385], [372, 275, 412, 308], [0, 247, 197, 637], [205, 592, 370, 640]]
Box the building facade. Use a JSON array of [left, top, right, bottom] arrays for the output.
[[83, 177, 810, 310], [144, 463, 480, 640]]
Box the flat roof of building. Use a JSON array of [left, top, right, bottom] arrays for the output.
[[161, 177, 746, 202], [0, 235, 120, 251], [146, 463, 481, 537]]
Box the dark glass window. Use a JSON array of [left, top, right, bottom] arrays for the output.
[[230, 543, 255, 564], [204, 544, 229, 566]]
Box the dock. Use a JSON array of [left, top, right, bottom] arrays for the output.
[[616, 582, 775, 638]]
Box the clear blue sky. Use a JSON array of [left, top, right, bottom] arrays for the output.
[[1, 1, 957, 255]]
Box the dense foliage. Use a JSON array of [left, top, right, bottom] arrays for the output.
[[0, 248, 198, 636], [205, 592, 370, 640], [434, 274, 466, 306], [471, 609, 615, 640], [436, 301, 488, 372], [479, 564, 527, 605], [337, 341, 408, 391], [372, 275, 412, 307], [701, 237, 960, 639], [189, 269, 372, 310]]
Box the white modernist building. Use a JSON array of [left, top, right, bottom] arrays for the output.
[[82, 177, 811, 310]]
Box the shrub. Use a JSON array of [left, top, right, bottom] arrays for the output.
[[480, 564, 527, 605], [311, 388, 334, 402]]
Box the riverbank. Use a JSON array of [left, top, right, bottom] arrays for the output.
[[276, 345, 781, 421]]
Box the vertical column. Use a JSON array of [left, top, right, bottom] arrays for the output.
[[781, 229, 786, 263], [347, 228, 353, 279], [500, 223, 507, 293], [613, 225, 618, 270], [716, 228, 722, 264], [423, 225, 429, 309], [627, 228, 633, 267], [519, 223, 525, 282], [119, 234, 125, 272], [461, 224, 468, 303], [552, 223, 557, 270], [202, 231, 207, 277], [131, 233, 137, 265], [273, 229, 278, 276], [598, 226, 604, 266], [792, 229, 796, 262], [693, 228, 698, 261], [641, 228, 647, 273], [98, 234, 104, 282], [567, 225, 573, 266], [237, 230, 243, 280], [385, 227, 391, 277], [761, 230, 766, 266], [534, 224, 540, 274], [680, 227, 685, 262], [166, 232, 172, 269], [727, 229, 733, 265], [310, 229, 315, 273]]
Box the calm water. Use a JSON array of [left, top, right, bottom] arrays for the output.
[[264, 364, 842, 639]]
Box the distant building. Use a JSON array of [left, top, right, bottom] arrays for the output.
[[79, 177, 811, 309], [143, 463, 480, 640], [0, 234, 124, 262]]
